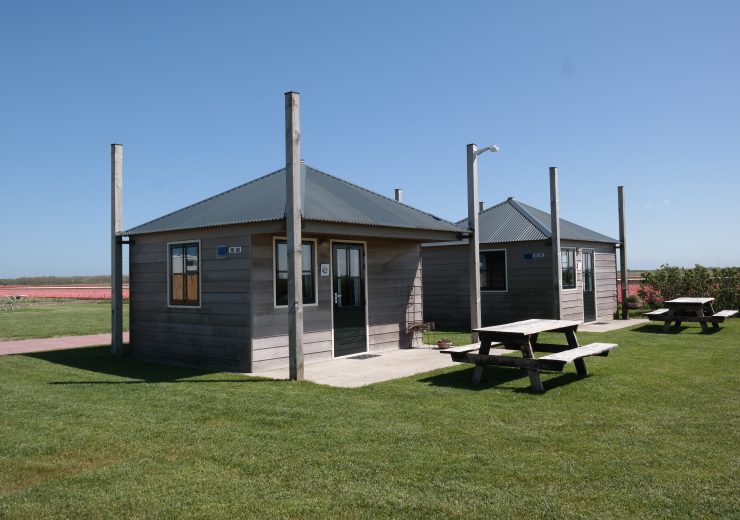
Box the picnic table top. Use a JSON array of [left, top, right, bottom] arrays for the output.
[[665, 297, 714, 305], [474, 319, 580, 336]]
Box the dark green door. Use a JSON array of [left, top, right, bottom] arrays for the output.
[[332, 243, 367, 357], [582, 250, 596, 322]]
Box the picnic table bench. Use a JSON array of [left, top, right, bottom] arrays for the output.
[[441, 319, 617, 392], [645, 297, 738, 333]]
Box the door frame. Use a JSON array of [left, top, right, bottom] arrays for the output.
[[329, 239, 370, 358], [581, 248, 597, 323]]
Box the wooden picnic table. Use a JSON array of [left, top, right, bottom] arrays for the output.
[[441, 319, 617, 392], [646, 297, 737, 333]]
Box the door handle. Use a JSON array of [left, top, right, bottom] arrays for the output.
[[334, 293, 342, 305]]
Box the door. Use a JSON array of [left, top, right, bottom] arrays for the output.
[[332, 243, 367, 357], [582, 249, 596, 322]]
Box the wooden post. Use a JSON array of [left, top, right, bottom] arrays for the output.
[[395, 188, 403, 202], [618, 186, 628, 320], [467, 144, 481, 343], [549, 167, 561, 320], [285, 91, 304, 381], [111, 144, 124, 355]]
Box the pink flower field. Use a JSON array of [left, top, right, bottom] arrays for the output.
[[0, 285, 130, 299]]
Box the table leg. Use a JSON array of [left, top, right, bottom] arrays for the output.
[[706, 302, 720, 330], [521, 337, 544, 392], [696, 307, 709, 333], [471, 338, 493, 385], [564, 329, 588, 377]]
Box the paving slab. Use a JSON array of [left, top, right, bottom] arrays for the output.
[[0, 332, 129, 356], [246, 345, 516, 388], [579, 319, 647, 333]]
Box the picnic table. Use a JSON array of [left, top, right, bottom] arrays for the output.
[[645, 297, 738, 333], [441, 319, 617, 392]]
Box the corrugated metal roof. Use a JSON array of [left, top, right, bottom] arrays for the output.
[[125, 164, 465, 235], [424, 197, 618, 247]]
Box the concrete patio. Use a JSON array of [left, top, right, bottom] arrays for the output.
[[247, 346, 515, 388]]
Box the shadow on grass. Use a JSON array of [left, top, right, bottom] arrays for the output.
[[631, 324, 722, 335], [24, 346, 268, 385], [418, 365, 582, 394]]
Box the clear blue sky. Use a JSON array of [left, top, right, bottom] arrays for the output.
[[1, 0, 738, 277]]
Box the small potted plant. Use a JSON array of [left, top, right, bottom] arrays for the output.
[[436, 337, 452, 349]]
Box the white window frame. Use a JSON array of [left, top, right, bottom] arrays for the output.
[[561, 247, 578, 291], [166, 239, 202, 309], [272, 236, 319, 309], [480, 248, 508, 292]]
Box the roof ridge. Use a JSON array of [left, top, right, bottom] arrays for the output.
[[506, 198, 551, 238], [304, 164, 465, 231], [454, 198, 511, 226], [125, 167, 284, 234]]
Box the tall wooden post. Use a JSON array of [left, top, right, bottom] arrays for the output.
[[618, 186, 628, 320], [111, 144, 124, 355], [549, 167, 562, 320], [467, 144, 481, 343], [285, 92, 304, 380]]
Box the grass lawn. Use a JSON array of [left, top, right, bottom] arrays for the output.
[[0, 301, 129, 340], [1, 320, 738, 518]]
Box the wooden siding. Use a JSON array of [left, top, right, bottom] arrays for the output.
[[423, 240, 618, 328], [595, 251, 617, 320], [249, 234, 334, 372], [129, 227, 251, 372], [366, 240, 423, 351], [249, 235, 423, 370]]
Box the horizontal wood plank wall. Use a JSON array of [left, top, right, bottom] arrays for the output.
[[422, 242, 554, 328], [250, 234, 333, 372], [129, 226, 251, 372], [366, 239, 422, 351], [421, 245, 470, 329], [595, 249, 618, 320]]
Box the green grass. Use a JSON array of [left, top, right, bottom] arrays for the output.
[[1, 320, 738, 518], [0, 301, 129, 340]]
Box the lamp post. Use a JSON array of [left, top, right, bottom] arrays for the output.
[[467, 143, 499, 344]]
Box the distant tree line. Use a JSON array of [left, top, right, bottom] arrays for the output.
[[639, 265, 739, 310], [0, 275, 129, 286]]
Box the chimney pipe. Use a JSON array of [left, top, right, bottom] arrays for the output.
[[479, 201, 484, 213], [395, 188, 403, 202]]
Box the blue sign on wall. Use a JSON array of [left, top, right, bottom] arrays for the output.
[[217, 245, 228, 258]]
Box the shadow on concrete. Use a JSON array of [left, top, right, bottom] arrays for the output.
[[24, 346, 266, 385], [418, 365, 583, 394]]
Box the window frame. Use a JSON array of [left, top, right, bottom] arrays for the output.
[[273, 237, 318, 308], [561, 247, 577, 290], [479, 248, 508, 292], [167, 239, 202, 308]]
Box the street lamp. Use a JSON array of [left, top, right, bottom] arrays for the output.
[[467, 143, 500, 343]]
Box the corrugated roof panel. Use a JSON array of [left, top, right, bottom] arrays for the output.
[[125, 165, 465, 235], [517, 201, 618, 243], [424, 198, 617, 247]]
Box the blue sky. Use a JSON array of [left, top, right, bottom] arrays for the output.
[[1, 0, 738, 277]]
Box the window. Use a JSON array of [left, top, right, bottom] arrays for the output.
[[169, 242, 199, 306], [480, 250, 507, 291], [561, 248, 576, 289], [275, 240, 316, 306]]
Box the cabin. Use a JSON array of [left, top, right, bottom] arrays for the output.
[[123, 164, 464, 372], [422, 197, 619, 329]]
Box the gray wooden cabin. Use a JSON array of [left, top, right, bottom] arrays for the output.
[[123, 164, 464, 372], [422, 197, 618, 329]]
